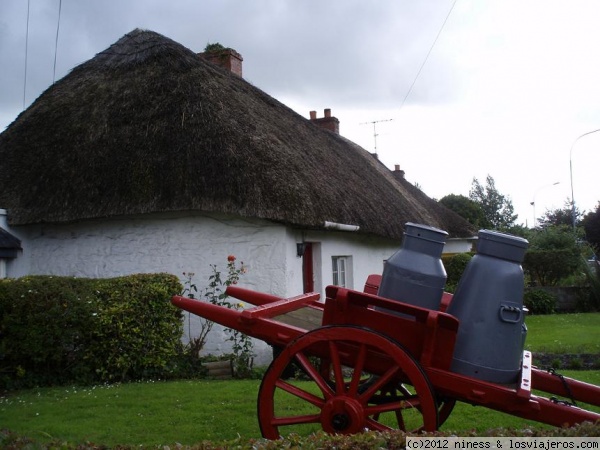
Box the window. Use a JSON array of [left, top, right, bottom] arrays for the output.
[[332, 256, 352, 288]]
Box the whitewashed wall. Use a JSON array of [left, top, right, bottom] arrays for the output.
[[5, 212, 293, 364], [444, 237, 477, 254], [4, 211, 404, 366], [300, 230, 400, 297]]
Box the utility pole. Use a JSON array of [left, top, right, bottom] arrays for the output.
[[360, 118, 393, 156]]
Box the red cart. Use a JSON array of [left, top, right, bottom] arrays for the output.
[[171, 275, 600, 439]]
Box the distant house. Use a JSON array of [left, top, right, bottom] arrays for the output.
[[0, 29, 474, 363], [0, 209, 22, 278]]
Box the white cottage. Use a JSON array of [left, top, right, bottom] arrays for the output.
[[0, 30, 474, 364]]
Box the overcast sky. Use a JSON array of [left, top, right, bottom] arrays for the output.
[[1, 0, 599, 227]]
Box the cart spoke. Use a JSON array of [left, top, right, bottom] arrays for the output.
[[295, 351, 334, 399], [396, 409, 407, 431], [365, 417, 392, 432], [275, 379, 326, 408], [360, 365, 401, 401], [272, 413, 322, 427], [328, 341, 345, 395], [366, 399, 418, 416], [348, 343, 367, 396], [366, 399, 423, 432]]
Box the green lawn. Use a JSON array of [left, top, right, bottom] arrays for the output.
[[0, 380, 262, 446], [525, 312, 600, 353], [1, 313, 599, 447], [1, 373, 599, 447]]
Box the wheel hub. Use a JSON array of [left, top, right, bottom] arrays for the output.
[[332, 413, 349, 431], [321, 397, 365, 434]]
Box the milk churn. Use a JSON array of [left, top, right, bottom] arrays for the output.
[[377, 222, 448, 311], [447, 229, 529, 384]]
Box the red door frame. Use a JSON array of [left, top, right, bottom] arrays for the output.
[[302, 243, 314, 293]]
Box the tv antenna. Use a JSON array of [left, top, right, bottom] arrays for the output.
[[360, 118, 393, 155]]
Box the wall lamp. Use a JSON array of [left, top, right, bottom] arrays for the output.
[[296, 242, 308, 258]]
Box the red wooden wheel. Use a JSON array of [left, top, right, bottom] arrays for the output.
[[257, 326, 439, 439], [437, 397, 456, 427]]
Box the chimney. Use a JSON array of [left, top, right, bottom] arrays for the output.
[[309, 108, 340, 134], [393, 164, 405, 180], [199, 48, 243, 77]]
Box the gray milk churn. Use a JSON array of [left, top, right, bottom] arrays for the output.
[[377, 222, 448, 311], [447, 229, 529, 384]]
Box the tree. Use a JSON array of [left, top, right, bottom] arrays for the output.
[[583, 202, 600, 254], [469, 175, 518, 230], [439, 194, 486, 228], [523, 225, 582, 285], [537, 200, 584, 229]]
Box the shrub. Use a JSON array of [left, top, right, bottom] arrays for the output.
[[83, 274, 183, 383], [443, 253, 473, 292], [567, 357, 583, 370], [523, 289, 557, 315], [580, 256, 600, 311], [181, 255, 254, 378], [0, 276, 96, 388], [0, 273, 183, 389], [550, 358, 562, 370], [523, 227, 583, 286]]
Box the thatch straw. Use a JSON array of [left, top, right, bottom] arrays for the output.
[[0, 29, 474, 239]]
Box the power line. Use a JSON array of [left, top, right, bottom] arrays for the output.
[[53, 0, 63, 84], [399, 0, 458, 109], [23, 0, 31, 109]]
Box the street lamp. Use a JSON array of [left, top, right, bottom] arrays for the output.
[[569, 128, 600, 230], [530, 181, 560, 228]]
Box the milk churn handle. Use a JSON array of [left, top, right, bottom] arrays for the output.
[[499, 304, 522, 323]]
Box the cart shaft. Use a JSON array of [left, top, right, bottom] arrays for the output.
[[171, 289, 321, 349], [426, 367, 600, 428], [531, 367, 600, 407]]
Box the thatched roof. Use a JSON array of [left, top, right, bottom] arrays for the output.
[[0, 29, 474, 239]]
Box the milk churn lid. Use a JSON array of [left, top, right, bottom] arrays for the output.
[[477, 229, 529, 262], [404, 222, 448, 244]]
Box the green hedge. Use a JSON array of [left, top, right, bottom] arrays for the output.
[[523, 249, 581, 286], [523, 288, 557, 315], [0, 274, 183, 389], [442, 253, 473, 293]]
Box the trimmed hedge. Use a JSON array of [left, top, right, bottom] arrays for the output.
[[523, 249, 581, 286], [523, 288, 557, 315], [0, 274, 183, 389]]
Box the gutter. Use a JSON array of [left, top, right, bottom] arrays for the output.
[[324, 221, 360, 232]]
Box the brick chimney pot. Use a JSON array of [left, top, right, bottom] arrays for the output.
[[199, 48, 243, 77], [309, 108, 340, 134]]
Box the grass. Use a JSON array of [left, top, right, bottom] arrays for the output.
[[0, 380, 262, 446], [1, 373, 599, 446], [1, 313, 599, 447], [524, 312, 600, 353]]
